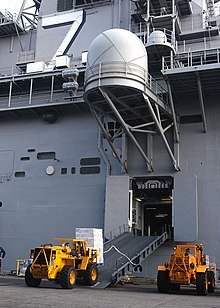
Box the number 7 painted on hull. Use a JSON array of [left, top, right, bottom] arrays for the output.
[[41, 10, 86, 67]]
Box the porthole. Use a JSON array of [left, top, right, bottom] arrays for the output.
[[46, 166, 55, 175]]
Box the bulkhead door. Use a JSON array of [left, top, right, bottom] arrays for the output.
[[173, 172, 198, 242], [104, 176, 130, 238]]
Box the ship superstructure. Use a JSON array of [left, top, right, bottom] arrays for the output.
[[0, 0, 219, 280]]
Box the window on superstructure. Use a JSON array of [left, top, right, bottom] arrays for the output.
[[57, 0, 73, 12], [75, 0, 112, 8]]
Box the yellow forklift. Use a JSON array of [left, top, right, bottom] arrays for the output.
[[25, 238, 99, 289], [157, 244, 216, 295]]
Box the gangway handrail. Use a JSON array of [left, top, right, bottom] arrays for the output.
[[153, 224, 171, 237], [108, 225, 171, 284], [114, 230, 168, 270], [111, 230, 169, 283], [104, 224, 131, 243]]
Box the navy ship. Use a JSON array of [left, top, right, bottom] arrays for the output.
[[0, 0, 219, 282]]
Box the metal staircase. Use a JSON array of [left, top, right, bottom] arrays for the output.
[[95, 226, 170, 288]]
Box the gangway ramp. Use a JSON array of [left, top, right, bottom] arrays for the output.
[[95, 229, 169, 289]]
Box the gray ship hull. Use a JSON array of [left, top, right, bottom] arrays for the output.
[[0, 0, 219, 279]]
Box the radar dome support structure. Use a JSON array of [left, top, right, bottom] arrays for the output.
[[83, 28, 180, 173]]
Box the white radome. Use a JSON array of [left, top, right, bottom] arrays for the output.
[[87, 28, 148, 70]]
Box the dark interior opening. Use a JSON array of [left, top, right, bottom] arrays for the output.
[[132, 176, 173, 237]]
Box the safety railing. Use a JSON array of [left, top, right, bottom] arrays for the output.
[[131, 22, 176, 50], [0, 55, 84, 78], [0, 9, 19, 25], [0, 65, 23, 77], [111, 224, 170, 267], [177, 36, 218, 53], [162, 48, 220, 70], [153, 224, 171, 237], [104, 224, 131, 243], [85, 61, 147, 84], [111, 224, 170, 283], [16, 50, 35, 64], [85, 61, 169, 106]]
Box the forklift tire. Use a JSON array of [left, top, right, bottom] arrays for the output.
[[207, 271, 215, 293], [25, 264, 42, 287], [83, 264, 98, 286], [157, 271, 169, 293], [196, 272, 208, 295], [60, 265, 76, 289], [54, 272, 60, 284]]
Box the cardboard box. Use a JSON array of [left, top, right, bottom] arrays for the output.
[[76, 228, 104, 264]]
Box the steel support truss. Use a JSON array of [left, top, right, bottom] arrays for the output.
[[86, 86, 180, 173], [196, 73, 207, 133], [18, 0, 42, 30]]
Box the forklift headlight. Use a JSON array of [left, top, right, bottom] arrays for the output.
[[164, 262, 169, 268], [52, 254, 56, 260], [30, 249, 34, 259], [190, 262, 194, 269]]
